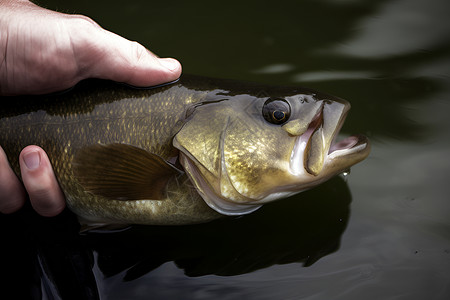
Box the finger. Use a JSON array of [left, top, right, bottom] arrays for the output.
[[0, 146, 26, 214], [94, 34, 182, 86], [70, 16, 182, 87], [19, 146, 65, 217]]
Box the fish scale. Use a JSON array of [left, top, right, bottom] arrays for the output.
[[0, 75, 369, 227], [0, 78, 219, 225]]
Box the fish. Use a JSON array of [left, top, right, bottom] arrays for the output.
[[0, 75, 370, 226]]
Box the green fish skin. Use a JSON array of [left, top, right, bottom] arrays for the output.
[[0, 75, 370, 226]]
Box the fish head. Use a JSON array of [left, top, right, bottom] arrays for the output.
[[173, 87, 370, 215]]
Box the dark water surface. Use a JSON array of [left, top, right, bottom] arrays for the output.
[[3, 0, 450, 299]]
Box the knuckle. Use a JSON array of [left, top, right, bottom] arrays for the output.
[[131, 41, 150, 65], [70, 14, 101, 29], [20, 149, 65, 216], [134, 42, 145, 59], [28, 178, 65, 216], [27, 174, 55, 200]]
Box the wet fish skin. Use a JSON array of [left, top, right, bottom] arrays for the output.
[[0, 76, 220, 225], [0, 75, 370, 226]]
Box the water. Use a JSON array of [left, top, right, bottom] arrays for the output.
[[2, 0, 450, 299]]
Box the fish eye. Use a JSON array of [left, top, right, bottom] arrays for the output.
[[262, 98, 291, 125]]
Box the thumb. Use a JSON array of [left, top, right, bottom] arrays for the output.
[[73, 18, 182, 87]]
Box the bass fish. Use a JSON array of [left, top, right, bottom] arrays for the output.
[[0, 75, 370, 226]]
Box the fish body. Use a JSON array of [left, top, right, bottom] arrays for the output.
[[0, 75, 370, 226]]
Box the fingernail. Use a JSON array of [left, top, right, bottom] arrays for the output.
[[159, 58, 180, 71], [23, 151, 41, 170]]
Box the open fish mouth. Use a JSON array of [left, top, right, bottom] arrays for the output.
[[289, 103, 370, 177]]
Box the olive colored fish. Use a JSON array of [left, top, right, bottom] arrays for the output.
[[0, 75, 370, 226]]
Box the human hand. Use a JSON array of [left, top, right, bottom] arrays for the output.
[[0, 146, 66, 216], [0, 0, 182, 216], [0, 0, 181, 96]]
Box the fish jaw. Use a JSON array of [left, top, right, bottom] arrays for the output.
[[173, 88, 370, 215], [288, 101, 370, 181]]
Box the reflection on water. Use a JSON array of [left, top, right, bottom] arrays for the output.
[[330, 0, 450, 58], [3, 0, 450, 299], [89, 176, 350, 278], [3, 177, 350, 298]]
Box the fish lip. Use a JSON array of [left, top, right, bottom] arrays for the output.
[[327, 133, 370, 160], [289, 108, 323, 176], [289, 103, 369, 177]]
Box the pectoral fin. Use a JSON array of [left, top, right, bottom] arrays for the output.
[[73, 143, 181, 201]]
